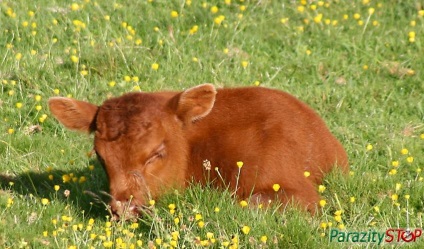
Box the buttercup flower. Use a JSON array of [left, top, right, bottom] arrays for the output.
[[41, 198, 49, 205], [214, 15, 225, 25], [71, 3, 80, 11], [170, 11, 178, 18], [272, 183, 281, 192], [70, 55, 79, 63], [391, 194, 398, 201], [198, 221, 205, 228], [239, 200, 248, 207], [241, 226, 250, 234], [210, 6, 218, 14], [195, 213, 202, 220], [151, 63, 159, 70]]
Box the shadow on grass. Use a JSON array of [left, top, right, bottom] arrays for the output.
[[0, 159, 111, 220]]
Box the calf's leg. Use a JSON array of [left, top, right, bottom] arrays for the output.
[[250, 180, 320, 214]]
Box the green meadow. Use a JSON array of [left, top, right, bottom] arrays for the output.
[[1, 0, 423, 248]]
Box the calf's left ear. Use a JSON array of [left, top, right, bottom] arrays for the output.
[[170, 84, 217, 123]]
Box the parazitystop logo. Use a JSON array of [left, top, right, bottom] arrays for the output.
[[330, 228, 423, 245]]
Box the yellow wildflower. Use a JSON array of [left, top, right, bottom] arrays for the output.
[[189, 25, 199, 35], [70, 55, 79, 63], [62, 174, 71, 183], [210, 6, 218, 14], [15, 53, 23, 60], [41, 198, 49, 205], [170, 11, 178, 18], [281, 18, 289, 24], [71, 3, 80, 11], [240, 200, 248, 207], [391, 194, 398, 201], [334, 215, 342, 223], [313, 14, 323, 23], [198, 221, 205, 228], [79, 176, 86, 183], [151, 63, 159, 70], [214, 15, 225, 25]]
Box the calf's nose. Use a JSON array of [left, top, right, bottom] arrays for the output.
[[110, 200, 140, 221]]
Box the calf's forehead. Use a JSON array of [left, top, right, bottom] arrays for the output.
[[95, 93, 169, 140]]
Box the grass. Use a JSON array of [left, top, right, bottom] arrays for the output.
[[0, 0, 423, 248]]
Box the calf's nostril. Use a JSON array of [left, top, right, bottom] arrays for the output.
[[109, 200, 141, 221], [111, 213, 120, 221], [110, 200, 124, 216]]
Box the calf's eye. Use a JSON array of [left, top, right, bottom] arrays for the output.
[[145, 154, 159, 165], [145, 143, 166, 165]]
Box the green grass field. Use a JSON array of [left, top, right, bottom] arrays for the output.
[[1, 0, 423, 248]]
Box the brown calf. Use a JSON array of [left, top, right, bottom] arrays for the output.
[[49, 84, 348, 218]]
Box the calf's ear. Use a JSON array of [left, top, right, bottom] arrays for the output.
[[48, 97, 98, 133], [170, 84, 217, 123]]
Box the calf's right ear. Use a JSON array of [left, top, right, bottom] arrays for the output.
[[169, 84, 217, 124], [48, 97, 98, 133]]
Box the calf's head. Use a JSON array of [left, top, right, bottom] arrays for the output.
[[49, 84, 217, 219]]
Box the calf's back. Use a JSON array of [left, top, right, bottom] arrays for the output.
[[185, 87, 348, 208]]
